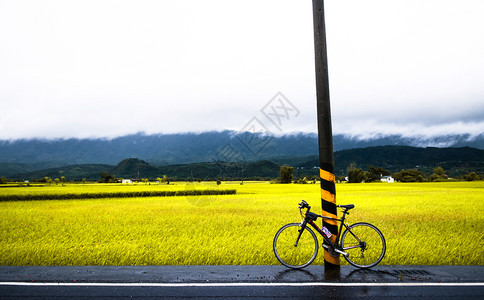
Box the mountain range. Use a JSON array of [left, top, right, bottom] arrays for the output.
[[1, 131, 483, 164], [1, 131, 483, 180]]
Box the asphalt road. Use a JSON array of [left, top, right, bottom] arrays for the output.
[[1, 265, 483, 299]]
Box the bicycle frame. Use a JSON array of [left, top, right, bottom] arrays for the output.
[[297, 208, 363, 252]]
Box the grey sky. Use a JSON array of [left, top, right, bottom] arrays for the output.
[[1, 0, 483, 140]]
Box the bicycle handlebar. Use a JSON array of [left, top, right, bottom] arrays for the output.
[[298, 200, 310, 209], [299, 200, 353, 217]]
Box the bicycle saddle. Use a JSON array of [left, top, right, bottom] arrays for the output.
[[338, 204, 355, 210]]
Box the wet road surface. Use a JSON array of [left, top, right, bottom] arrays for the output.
[[1, 265, 483, 299]]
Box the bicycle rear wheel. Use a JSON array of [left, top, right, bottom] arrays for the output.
[[340, 222, 386, 268], [273, 223, 319, 269]]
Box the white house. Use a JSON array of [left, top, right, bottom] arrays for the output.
[[381, 176, 395, 183], [122, 179, 133, 184]]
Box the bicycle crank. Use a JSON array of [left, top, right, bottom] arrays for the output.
[[322, 243, 348, 257]]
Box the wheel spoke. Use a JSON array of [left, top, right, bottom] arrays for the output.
[[341, 223, 385, 268], [273, 223, 318, 269]]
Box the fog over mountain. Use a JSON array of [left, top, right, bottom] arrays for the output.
[[0, 131, 482, 168]]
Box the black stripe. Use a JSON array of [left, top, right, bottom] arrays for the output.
[[319, 163, 334, 174], [320, 179, 336, 195], [321, 199, 337, 215], [322, 222, 338, 235]]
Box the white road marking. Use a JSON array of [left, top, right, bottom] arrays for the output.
[[1, 282, 483, 287]]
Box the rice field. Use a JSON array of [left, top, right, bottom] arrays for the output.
[[0, 181, 483, 266]]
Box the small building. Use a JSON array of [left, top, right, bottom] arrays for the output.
[[381, 176, 395, 183], [122, 179, 133, 184]]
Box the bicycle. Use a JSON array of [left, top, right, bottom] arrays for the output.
[[273, 200, 386, 269]]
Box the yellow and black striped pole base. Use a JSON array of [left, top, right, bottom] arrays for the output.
[[320, 168, 340, 267]]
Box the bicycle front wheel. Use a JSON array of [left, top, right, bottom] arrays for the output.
[[340, 222, 386, 268], [273, 223, 318, 269]]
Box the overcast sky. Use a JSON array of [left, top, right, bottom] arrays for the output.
[[1, 0, 483, 140]]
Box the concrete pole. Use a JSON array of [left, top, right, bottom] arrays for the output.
[[312, 0, 340, 267]]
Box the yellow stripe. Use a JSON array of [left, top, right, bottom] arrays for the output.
[[324, 250, 341, 265], [321, 210, 337, 220], [320, 169, 335, 182], [321, 189, 336, 204], [321, 211, 338, 226], [329, 234, 338, 244], [320, 169, 340, 266]]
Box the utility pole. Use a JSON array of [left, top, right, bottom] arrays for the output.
[[312, 0, 340, 268]]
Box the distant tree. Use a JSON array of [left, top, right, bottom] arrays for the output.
[[401, 175, 414, 182], [0, 176, 7, 184], [347, 163, 364, 183], [366, 166, 391, 182], [156, 175, 168, 184], [54, 178, 60, 185], [295, 176, 308, 184], [216, 179, 222, 185], [463, 172, 479, 181], [280, 166, 294, 184], [362, 171, 373, 183], [433, 166, 446, 176], [82, 178, 86, 184], [46, 177, 53, 185], [60, 176, 66, 186], [429, 166, 447, 182], [393, 169, 425, 182], [99, 172, 115, 183], [428, 174, 439, 182], [348, 168, 364, 183], [142, 178, 149, 184]]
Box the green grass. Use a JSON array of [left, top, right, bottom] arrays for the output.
[[0, 189, 236, 201], [0, 181, 482, 266]]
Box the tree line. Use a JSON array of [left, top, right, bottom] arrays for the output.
[[1, 165, 481, 185], [342, 164, 480, 183], [279, 165, 481, 184]]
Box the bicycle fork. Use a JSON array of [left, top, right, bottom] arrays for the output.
[[294, 221, 307, 247]]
